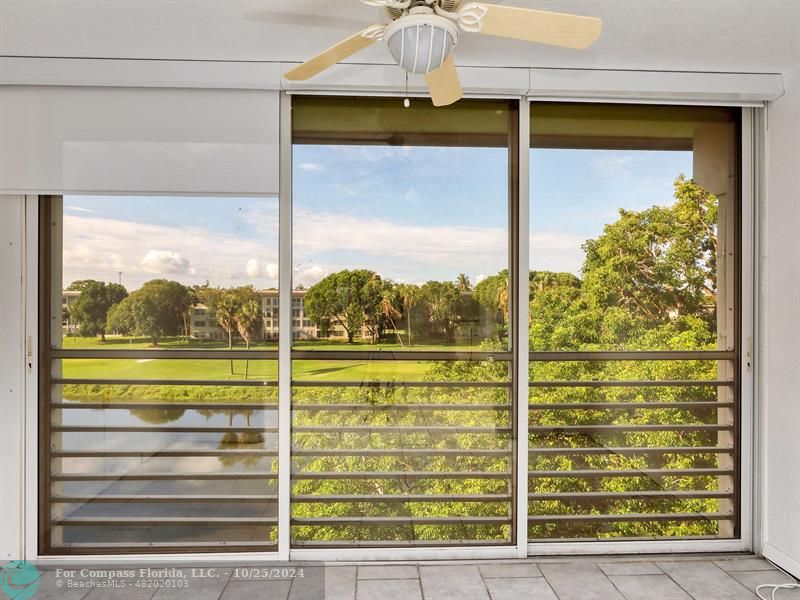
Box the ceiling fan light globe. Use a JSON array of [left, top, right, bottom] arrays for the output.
[[384, 15, 458, 75]]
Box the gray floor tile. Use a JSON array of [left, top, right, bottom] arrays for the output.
[[656, 561, 756, 599], [597, 562, 663, 576], [220, 579, 292, 600], [356, 578, 422, 600], [358, 565, 418, 580], [288, 565, 326, 600], [420, 565, 489, 600], [21, 569, 91, 600], [714, 559, 779, 573], [479, 563, 542, 578], [484, 577, 558, 600], [325, 567, 357, 600], [609, 574, 692, 600], [729, 570, 800, 598], [152, 573, 231, 600], [540, 563, 624, 600], [83, 579, 158, 600]]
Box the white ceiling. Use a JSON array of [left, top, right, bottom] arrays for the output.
[[1, 0, 799, 74]]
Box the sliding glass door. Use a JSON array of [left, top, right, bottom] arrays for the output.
[[38, 98, 743, 556], [527, 103, 741, 543], [290, 97, 517, 548]]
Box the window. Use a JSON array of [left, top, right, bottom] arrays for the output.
[[39, 97, 745, 557], [41, 196, 279, 554], [527, 103, 740, 542], [290, 96, 514, 547]]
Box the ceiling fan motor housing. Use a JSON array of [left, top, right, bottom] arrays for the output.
[[384, 13, 459, 74]]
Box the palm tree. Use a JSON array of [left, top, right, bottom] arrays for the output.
[[496, 278, 510, 324], [397, 284, 418, 347], [456, 273, 471, 292], [379, 290, 404, 347], [235, 299, 262, 378]]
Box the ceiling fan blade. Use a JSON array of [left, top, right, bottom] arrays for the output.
[[474, 3, 602, 49], [283, 27, 382, 81], [426, 55, 463, 107]]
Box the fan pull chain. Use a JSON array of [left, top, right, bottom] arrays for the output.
[[404, 72, 410, 108]]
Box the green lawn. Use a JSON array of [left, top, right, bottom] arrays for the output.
[[59, 335, 482, 382]]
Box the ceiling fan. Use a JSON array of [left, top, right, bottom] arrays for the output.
[[283, 0, 602, 107]]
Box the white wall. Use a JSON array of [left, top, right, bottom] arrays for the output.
[[0, 87, 280, 195], [762, 64, 800, 576], [1, 1, 798, 74], [0, 196, 26, 560]]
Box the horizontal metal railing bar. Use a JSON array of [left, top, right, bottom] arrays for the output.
[[292, 426, 512, 434], [527, 535, 721, 543], [528, 350, 735, 361], [52, 495, 278, 503], [292, 448, 510, 457], [528, 401, 735, 410], [528, 446, 733, 456], [292, 471, 512, 480], [291, 516, 510, 525], [54, 517, 279, 526], [52, 378, 279, 387], [528, 490, 735, 501], [529, 424, 733, 433], [52, 472, 278, 481], [529, 468, 733, 478], [52, 402, 279, 411], [290, 539, 510, 548], [51, 349, 279, 360], [52, 378, 729, 388], [293, 380, 509, 388], [49, 542, 279, 552], [293, 403, 512, 411], [52, 450, 277, 458], [292, 494, 512, 503], [50, 448, 507, 458], [528, 380, 733, 388], [51, 425, 278, 434], [291, 350, 512, 361], [49, 349, 730, 362], [527, 512, 734, 523]]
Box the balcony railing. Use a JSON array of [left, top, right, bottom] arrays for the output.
[[42, 348, 737, 553]]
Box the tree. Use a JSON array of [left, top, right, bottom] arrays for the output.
[[418, 280, 460, 340], [236, 294, 263, 378], [106, 279, 191, 346], [582, 175, 717, 328], [396, 283, 419, 347], [455, 273, 471, 292], [211, 292, 240, 350], [68, 280, 128, 340], [304, 269, 382, 343]]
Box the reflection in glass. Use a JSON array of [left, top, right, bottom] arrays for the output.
[[290, 97, 515, 546], [44, 196, 279, 553], [527, 103, 739, 541]]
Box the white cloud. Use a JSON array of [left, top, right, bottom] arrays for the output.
[[529, 231, 588, 275], [475, 274, 487, 284], [140, 250, 194, 275], [298, 162, 323, 172], [591, 153, 634, 179], [65, 205, 95, 213], [62, 214, 279, 290], [294, 264, 327, 288], [404, 187, 420, 203], [246, 258, 280, 279]]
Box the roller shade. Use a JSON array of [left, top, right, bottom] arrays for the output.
[[0, 86, 280, 194]]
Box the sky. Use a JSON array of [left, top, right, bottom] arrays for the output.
[[62, 145, 692, 291]]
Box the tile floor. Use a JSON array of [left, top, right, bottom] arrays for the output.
[[6, 554, 799, 600]]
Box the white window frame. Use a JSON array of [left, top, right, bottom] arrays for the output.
[[19, 96, 759, 563]]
